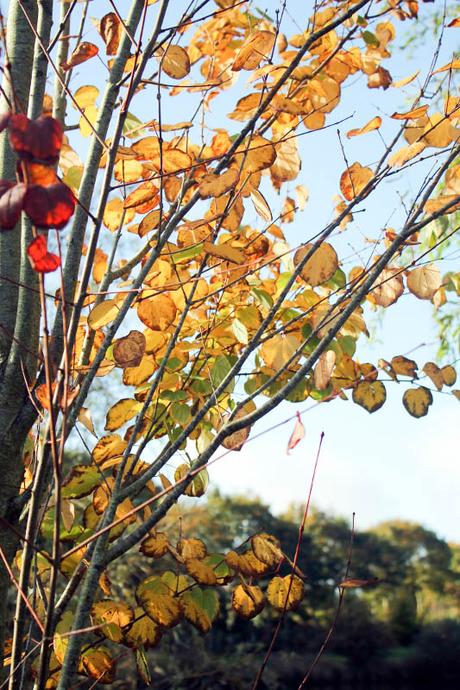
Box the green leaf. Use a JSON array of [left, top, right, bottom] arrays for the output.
[[362, 30, 379, 47], [251, 287, 273, 310], [180, 588, 219, 632], [170, 402, 191, 425], [210, 355, 233, 389]]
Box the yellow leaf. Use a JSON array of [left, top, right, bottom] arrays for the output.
[[388, 141, 426, 168], [441, 365, 457, 387], [105, 398, 142, 432], [407, 264, 442, 299], [123, 357, 156, 386], [92, 433, 127, 467], [79, 104, 98, 138], [114, 158, 143, 183], [91, 600, 134, 643], [78, 407, 96, 436], [267, 575, 304, 611], [232, 584, 265, 619], [340, 162, 373, 200], [150, 148, 192, 174], [392, 71, 419, 88], [346, 116, 382, 138], [270, 136, 300, 187], [225, 549, 270, 577], [294, 242, 339, 286], [160, 44, 190, 79], [221, 403, 255, 451], [391, 105, 428, 120], [402, 386, 433, 418], [73, 85, 99, 109], [432, 59, 460, 75], [80, 648, 115, 683], [423, 361, 444, 391], [352, 380, 386, 413], [140, 532, 170, 558], [198, 168, 239, 199], [232, 30, 276, 71], [137, 293, 177, 331], [103, 197, 134, 231], [123, 607, 162, 649], [295, 184, 309, 210], [136, 576, 182, 628], [259, 334, 299, 370], [251, 533, 283, 567], [185, 558, 217, 585], [232, 136, 277, 174], [203, 241, 246, 265], [177, 538, 207, 561], [88, 299, 120, 330], [391, 355, 418, 378], [371, 267, 404, 307]]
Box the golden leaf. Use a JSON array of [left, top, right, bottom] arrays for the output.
[[346, 116, 382, 138], [402, 386, 433, 418], [250, 189, 272, 222], [441, 365, 457, 387], [137, 293, 177, 331], [92, 433, 127, 467], [259, 334, 299, 370], [105, 398, 142, 432], [140, 532, 170, 558], [177, 538, 207, 561], [185, 558, 218, 585], [391, 105, 428, 120], [198, 168, 239, 198], [423, 362, 444, 391], [267, 575, 304, 611], [391, 355, 418, 378], [352, 380, 386, 413], [340, 162, 373, 200], [136, 576, 182, 628], [251, 533, 283, 567], [407, 264, 442, 300], [81, 648, 115, 683], [160, 45, 190, 79], [232, 30, 276, 72], [91, 600, 134, 643], [124, 607, 162, 649], [371, 268, 404, 307], [294, 242, 339, 287], [87, 300, 120, 330], [232, 584, 265, 620], [203, 241, 246, 265]]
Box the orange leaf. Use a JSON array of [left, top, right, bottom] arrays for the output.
[[61, 42, 99, 71], [100, 13, 121, 56], [27, 235, 60, 273], [391, 105, 428, 120], [346, 116, 381, 138]]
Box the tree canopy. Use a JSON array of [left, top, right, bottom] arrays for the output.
[[0, 0, 459, 687]]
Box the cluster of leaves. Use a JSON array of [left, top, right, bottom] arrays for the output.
[[0, 113, 75, 270]]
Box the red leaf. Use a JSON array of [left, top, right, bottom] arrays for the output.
[[27, 235, 60, 273], [24, 182, 75, 229], [8, 114, 63, 163], [287, 411, 305, 454], [0, 181, 27, 230]]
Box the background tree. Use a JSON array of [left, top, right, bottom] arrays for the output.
[[0, 0, 459, 687]]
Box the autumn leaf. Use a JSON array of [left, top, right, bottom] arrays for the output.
[[287, 411, 305, 454], [340, 162, 373, 200], [61, 42, 99, 71], [100, 13, 122, 55], [26, 236, 60, 273], [267, 575, 304, 611], [402, 386, 433, 418], [346, 116, 381, 138], [232, 584, 265, 620]]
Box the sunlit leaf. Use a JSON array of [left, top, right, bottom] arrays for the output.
[[267, 575, 304, 611], [294, 242, 339, 287], [352, 380, 386, 413], [402, 386, 433, 418], [180, 588, 219, 633], [232, 584, 265, 619]]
